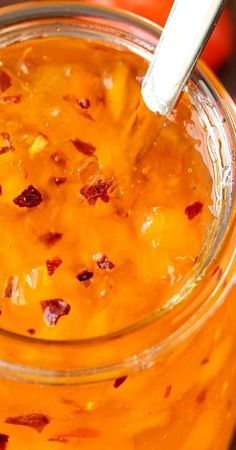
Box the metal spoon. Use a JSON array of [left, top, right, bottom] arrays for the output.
[[142, 0, 225, 115]]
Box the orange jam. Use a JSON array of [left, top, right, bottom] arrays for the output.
[[0, 36, 235, 450], [0, 37, 213, 338]]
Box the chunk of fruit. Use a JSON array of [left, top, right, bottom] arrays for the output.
[[29, 134, 48, 156]]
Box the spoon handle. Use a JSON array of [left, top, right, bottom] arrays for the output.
[[142, 0, 225, 115]]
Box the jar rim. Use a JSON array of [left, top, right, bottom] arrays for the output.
[[0, 0, 235, 383]]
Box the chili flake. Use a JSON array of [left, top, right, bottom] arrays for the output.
[[80, 178, 113, 205], [0, 95, 21, 104], [164, 385, 172, 398], [113, 376, 127, 388], [5, 413, 49, 433], [201, 358, 209, 365], [63, 95, 91, 110], [51, 152, 67, 167], [41, 299, 70, 326], [27, 328, 36, 336], [185, 201, 203, 220], [212, 266, 223, 280], [0, 186, 2, 196], [63, 94, 74, 103], [46, 258, 62, 276], [78, 98, 91, 109], [77, 270, 94, 282], [0, 132, 13, 155], [96, 254, 115, 270], [50, 428, 99, 439], [4, 276, 18, 298], [0, 433, 9, 450], [71, 138, 96, 156], [52, 176, 67, 186], [136, 75, 144, 85], [13, 185, 43, 208], [39, 232, 63, 247], [196, 389, 207, 404], [0, 71, 12, 93], [80, 111, 94, 121]]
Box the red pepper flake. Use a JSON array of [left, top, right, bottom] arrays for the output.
[[0, 132, 14, 155], [48, 438, 68, 443], [136, 75, 144, 85], [185, 201, 203, 220], [40, 299, 70, 326], [63, 95, 91, 110], [13, 185, 43, 208], [5, 413, 49, 433], [223, 278, 227, 289], [0, 433, 9, 450], [71, 138, 96, 156], [68, 428, 99, 438], [0, 186, 2, 196], [164, 385, 172, 398], [201, 357, 209, 365], [227, 400, 232, 411], [212, 266, 223, 280], [196, 389, 207, 404], [4, 276, 18, 298], [50, 428, 99, 440], [52, 176, 67, 186], [77, 270, 94, 282], [39, 232, 63, 247], [80, 178, 113, 205], [113, 376, 127, 389], [27, 328, 36, 336], [0, 95, 21, 104], [78, 98, 91, 109], [46, 258, 62, 276], [80, 111, 94, 121], [97, 254, 115, 270], [63, 94, 74, 102], [60, 398, 76, 406], [51, 152, 67, 167], [0, 71, 12, 93]]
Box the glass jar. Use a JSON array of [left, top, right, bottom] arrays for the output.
[[0, 2, 235, 450]]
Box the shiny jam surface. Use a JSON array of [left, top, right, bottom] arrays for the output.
[[0, 37, 213, 339], [0, 37, 235, 450]]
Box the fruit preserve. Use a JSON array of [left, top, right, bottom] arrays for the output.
[[0, 2, 235, 450], [0, 36, 214, 339]]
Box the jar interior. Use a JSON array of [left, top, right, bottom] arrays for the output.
[[0, 11, 234, 342]]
